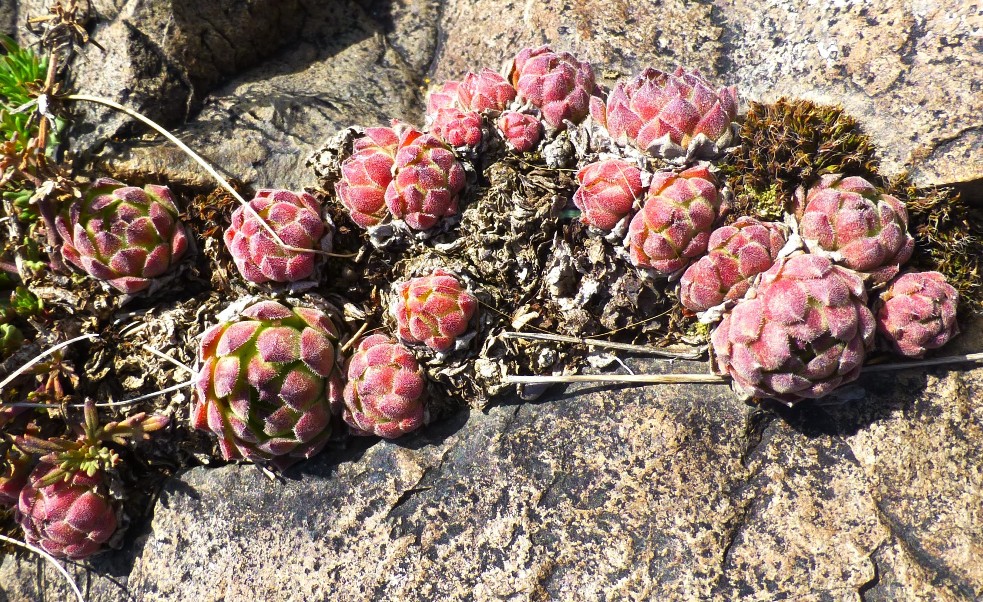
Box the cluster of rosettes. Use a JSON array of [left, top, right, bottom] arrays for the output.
[[700, 173, 958, 403], [700, 174, 957, 403], [549, 49, 959, 405], [335, 124, 467, 231], [2, 405, 168, 560], [191, 273, 480, 455]]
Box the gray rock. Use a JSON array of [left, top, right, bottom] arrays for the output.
[[3, 350, 982, 600], [430, 0, 983, 189]]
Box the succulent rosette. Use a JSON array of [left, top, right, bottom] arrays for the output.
[[224, 189, 327, 284], [430, 107, 484, 148], [796, 174, 914, 282], [56, 178, 189, 293], [385, 127, 467, 231], [458, 69, 517, 112], [392, 269, 478, 353], [591, 67, 738, 160], [626, 163, 726, 276], [510, 45, 596, 129], [876, 271, 959, 358], [497, 111, 543, 152], [16, 463, 118, 559], [343, 334, 427, 438], [711, 254, 876, 404], [425, 70, 516, 149], [335, 127, 400, 228], [679, 217, 788, 313], [191, 299, 344, 465], [572, 159, 644, 231]]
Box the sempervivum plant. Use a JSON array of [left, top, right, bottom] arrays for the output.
[[458, 69, 518, 112], [429, 107, 483, 149], [335, 126, 400, 228], [191, 299, 344, 465], [796, 174, 914, 282], [16, 462, 118, 560], [343, 334, 427, 438], [591, 67, 738, 160], [572, 159, 644, 231], [224, 189, 327, 284], [710, 254, 875, 404], [626, 163, 726, 276], [13, 400, 167, 559], [56, 178, 190, 293], [510, 45, 596, 129], [497, 111, 542, 152], [385, 127, 467, 231], [876, 271, 959, 358], [679, 217, 788, 314], [392, 269, 478, 353], [426, 70, 516, 149]]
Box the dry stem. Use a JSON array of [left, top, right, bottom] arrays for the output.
[[503, 351, 983, 386], [502, 331, 703, 359], [61, 94, 331, 258], [0, 333, 97, 391]]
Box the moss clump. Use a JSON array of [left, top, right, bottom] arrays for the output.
[[888, 175, 983, 316], [722, 98, 880, 221]]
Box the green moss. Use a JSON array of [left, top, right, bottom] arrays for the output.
[[889, 175, 983, 316], [722, 98, 881, 222]]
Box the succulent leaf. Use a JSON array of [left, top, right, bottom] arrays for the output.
[[510, 45, 596, 129], [572, 159, 644, 231], [384, 127, 467, 231], [626, 163, 726, 276], [392, 269, 478, 353], [335, 127, 400, 228], [224, 189, 326, 283], [710, 254, 875, 404], [15, 463, 118, 559], [876, 271, 959, 358]]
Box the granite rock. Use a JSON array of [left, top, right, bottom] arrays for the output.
[[430, 0, 983, 189], [2, 347, 982, 600]]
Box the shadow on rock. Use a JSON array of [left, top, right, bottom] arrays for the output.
[[768, 368, 930, 438]]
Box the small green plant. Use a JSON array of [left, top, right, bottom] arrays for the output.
[[0, 35, 49, 155]]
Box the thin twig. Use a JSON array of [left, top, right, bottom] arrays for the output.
[[0, 333, 98, 391], [340, 322, 369, 354], [62, 94, 331, 257], [7, 379, 194, 409], [139, 344, 195, 376], [505, 373, 728, 385], [109, 380, 195, 404], [502, 331, 703, 359], [0, 534, 86, 602], [861, 352, 983, 372], [503, 351, 983, 386]]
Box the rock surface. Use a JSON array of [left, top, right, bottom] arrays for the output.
[[432, 0, 983, 189], [2, 0, 982, 600], [5, 0, 981, 190], [2, 345, 982, 600]]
